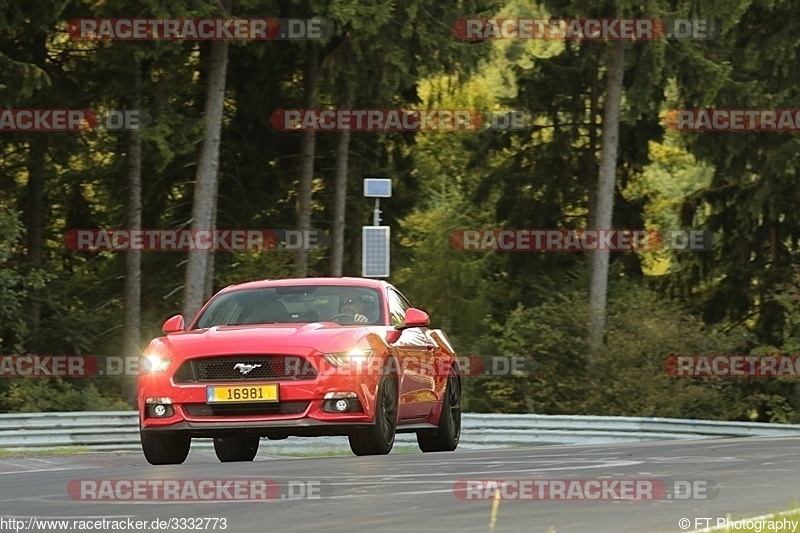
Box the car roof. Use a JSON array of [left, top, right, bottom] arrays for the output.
[[217, 277, 390, 294]]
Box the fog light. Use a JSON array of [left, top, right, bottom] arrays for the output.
[[146, 400, 174, 418], [322, 392, 362, 413]]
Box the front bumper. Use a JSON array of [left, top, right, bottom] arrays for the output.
[[139, 419, 374, 438], [138, 354, 380, 437]]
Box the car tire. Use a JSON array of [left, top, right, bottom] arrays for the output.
[[417, 369, 461, 452], [348, 374, 397, 456], [140, 431, 191, 465], [213, 436, 260, 462]]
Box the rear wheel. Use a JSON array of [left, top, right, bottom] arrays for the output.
[[140, 431, 191, 465], [213, 436, 260, 462], [349, 374, 397, 456], [417, 369, 461, 452]]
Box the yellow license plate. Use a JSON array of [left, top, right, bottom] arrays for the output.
[[206, 384, 279, 403]]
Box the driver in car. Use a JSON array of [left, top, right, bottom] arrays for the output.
[[337, 294, 369, 323]]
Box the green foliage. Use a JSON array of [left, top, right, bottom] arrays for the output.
[[0, 378, 131, 412], [672, 0, 800, 346], [395, 189, 493, 349], [0, 208, 28, 354], [215, 251, 295, 288], [466, 273, 764, 420], [593, 280, 749, 419]]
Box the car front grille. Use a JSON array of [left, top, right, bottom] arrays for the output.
[[184, 401, 309, 417], [173, 355, 317, 383]]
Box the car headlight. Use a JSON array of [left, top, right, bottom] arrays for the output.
[[322, 349, 374, 367], [141, 354, 172, 373]]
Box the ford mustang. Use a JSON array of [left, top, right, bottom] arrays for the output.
[[137, 277, 461, 464]]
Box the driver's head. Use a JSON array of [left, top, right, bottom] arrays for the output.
[[339, 294, 365, 315]]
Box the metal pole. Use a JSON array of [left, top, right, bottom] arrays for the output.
[[373, 198, 381, 226]]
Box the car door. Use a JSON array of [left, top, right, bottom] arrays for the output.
[[386, 288, 437, 420]]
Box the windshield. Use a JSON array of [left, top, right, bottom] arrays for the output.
[[192, 285, 383, 329]]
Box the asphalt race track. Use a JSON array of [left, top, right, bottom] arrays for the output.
[[1, 437, 798, 532]]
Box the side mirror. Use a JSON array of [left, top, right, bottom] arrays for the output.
[[162, 314, 185, 334], [401, 308, 430, 329]]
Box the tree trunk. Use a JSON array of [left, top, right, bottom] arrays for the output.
[[24, 30, 47, 353], [294, 42, 319, 277], [587, 68, 599, 230], [330, 128, 351, 276], [204, 191, 218, 301], [183, 39, 229, 320], [25, 138, 46, 352], [588, 41, 625, 354], [123, 60, 142, 362]]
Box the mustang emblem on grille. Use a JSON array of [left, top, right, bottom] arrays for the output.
[[234, 363, 262, 375]]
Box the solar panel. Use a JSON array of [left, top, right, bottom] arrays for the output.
[[362, 226, 390, 277], [363, 178, 392, 198]]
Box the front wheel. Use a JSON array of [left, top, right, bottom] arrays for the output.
[[140, 431, 191, 465], [417, 369, 461, 452], [213, 436, 260, 462], [349, 375, 397, 455]]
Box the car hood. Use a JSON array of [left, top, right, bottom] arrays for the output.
[[151, 322, 377, 358]]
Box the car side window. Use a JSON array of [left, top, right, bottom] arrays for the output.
[[387, 289, 411, 327]]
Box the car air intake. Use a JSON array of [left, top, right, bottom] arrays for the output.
[[184, 401, 310, 417]]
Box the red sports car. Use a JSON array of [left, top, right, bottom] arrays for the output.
[[137, 277, 461, 464]]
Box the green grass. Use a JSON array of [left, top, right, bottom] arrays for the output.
[[0, 446, 94, 457]]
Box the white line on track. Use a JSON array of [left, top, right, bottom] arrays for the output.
[[316, 460, 644, 479], [0, 465, 101, 475]]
